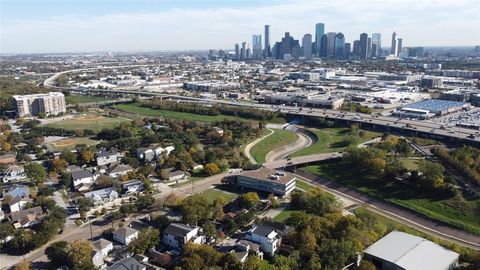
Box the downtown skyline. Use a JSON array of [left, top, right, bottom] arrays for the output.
[[1, 0, 479, 53]]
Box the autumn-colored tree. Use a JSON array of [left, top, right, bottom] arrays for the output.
[[204, 162, 220, 176], [2, 141, 12, 151], [14, 261, 30, 270], [52, 158, 68, 173], [239, 192, 260, 209], [67, 240, 94, 270], [81, 150, 94, 165]]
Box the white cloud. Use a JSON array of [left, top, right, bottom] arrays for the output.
[[1, 0, 479, 53]]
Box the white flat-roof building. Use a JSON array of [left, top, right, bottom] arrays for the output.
[[363, 231, 459, 270], [12, 92, 66, 117]]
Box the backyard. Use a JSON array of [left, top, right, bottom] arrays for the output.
[[290, 127, 381, 157], [302, 163, 480, 235]]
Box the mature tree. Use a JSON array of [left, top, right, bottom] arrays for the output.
[[25, 162, 47, 183], [202, 221, 217, 241], [0, 223, 14, 248], [221, 252, 242, 270], [14, 261, 30, 270], [243, 255, 261, 270], [418, 160, 445, 189], [204, 162, 220, 176], [51, 158, 68, 173], [67, 240, 94, 270], [81, 150, 95, 165], [359, 260, 377, 270], [62, 151, 78, 165], [128, 227, 160, 254], [181, 195, 211, 225], [239, 192, 260, 209], [46, 241, 69, 267], [95, 175, 116, 189]]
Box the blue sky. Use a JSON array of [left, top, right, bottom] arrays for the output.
[[1, 0, 479, 53]]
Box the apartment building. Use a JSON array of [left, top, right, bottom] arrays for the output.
[[12, 92, 66, 117]]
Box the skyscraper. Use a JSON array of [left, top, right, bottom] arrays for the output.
[[264, 25, 271, 58], [235, 43, 240, 60], [391, 32, 397, 56], [315, 23, 325, 57], [372, 33, 381, 57], [252, 34, 262, 59], [320, 34, 328, 57], [353, 40, 360, 57], [359, 33, 368, 59], [334, 32, 345, 59], [367, 37, 372, 57], [344, 43, 351, 59], [397, 38, 403, 57], [302, 34, 312, 59], [241, 42, 246, 60], [326, 32, 336, 58]]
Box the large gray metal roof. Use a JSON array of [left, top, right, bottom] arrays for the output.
[[364, 231, 459, 270]]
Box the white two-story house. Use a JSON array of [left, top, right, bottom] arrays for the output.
[[245, 224, 282, 256], [162, 223, 205, 249], [96, 150, 122, 166], [112, 227, 139, 245]]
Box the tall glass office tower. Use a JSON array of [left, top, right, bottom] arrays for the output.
[[334, 33, 345, 59], [315, 23, 325, 57], [264, 25, 270, 57], [372, 33, 381, 57]]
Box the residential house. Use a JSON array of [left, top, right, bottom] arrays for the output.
[[136, 148, 155, 162], [10, 206, 43, 228], [107, 163, 133, 178], [167, 170, 187, 181], [72, 169, 94, 189], [4, 184, 30, 198], [9, 196, 31, 212], [122, 180, 144, 194], [112, 227, 139, 245], [233, 240, 263, 263], [96, 150, 122, 166], [92, 238, 113, 268], [162, 223, 205, 249], [191, 163, 204, 171], [107, 257, 146, 270], [245, 223, 282, 256], [0, 153, 16, 165], [1, 164, 27, 183], [84, 187, 119, 207]]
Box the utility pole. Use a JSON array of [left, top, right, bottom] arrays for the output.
[[89, 216, 94, 242]]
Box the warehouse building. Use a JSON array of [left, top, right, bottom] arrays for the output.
[[183, 81, 242, 92], [235, 168, 296, 197], [363, 231, 459, 270], [264, 91, 344, 109], [393, 99, 469, 119]]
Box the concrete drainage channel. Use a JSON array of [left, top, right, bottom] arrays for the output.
[[265, 124, 318, 162]]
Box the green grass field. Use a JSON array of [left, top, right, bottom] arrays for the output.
[[303, 163, 480, 235], [273, 209, 306, 223], [290, 127, 381, 157], [200, 188, 239, 205], [250, 129, 298, 164], [296, 179, 317, 192], [65, 95, 111, 104], [113, 103, 266, 123], [400, 158, 423, 171], [353, 207, 476, 258], [45, 114, 130, 132], [46, 137, 99, 151]]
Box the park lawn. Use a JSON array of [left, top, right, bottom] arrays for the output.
[[46, 137, 99, 151], [400, 158, 422, 171], [65, 95, 111, 104], [353, 207, 476, 257], [302, 163, 480, 235], [113, 103, 263, 124], [290, 127, 381, 157], [250, 129, 298, 164], [296, 179, 317, 192], [45, 114, 130, 132], [200, 188, 238, 206], [273, 209, 306, 223]]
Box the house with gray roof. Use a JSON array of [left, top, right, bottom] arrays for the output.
[[4, 184, 30, 198], [107, 257, 146, 270], [107, 163, 133, 178], [72, 169, 94, 189], [96, 150, 122, 166], [84, 187, 118, 206], [245, 223, 282, 256], [113, 227, 139, 245], [162, 223, 204, 249], [1, 164, 26, 183]]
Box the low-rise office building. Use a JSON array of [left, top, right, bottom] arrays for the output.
[[235, 168, 296, 197]]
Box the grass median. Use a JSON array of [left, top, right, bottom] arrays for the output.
[[250, 129, 298, 164]]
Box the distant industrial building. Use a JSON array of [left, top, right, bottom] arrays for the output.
[[231, 168, 296, 197], [12, 92, 66, 117], [420, 77, 443, 88], [363, 231, 459, 270], [393, 99, 469, 119], [183, 81, 242, 92], [265, 91, 344, 109]]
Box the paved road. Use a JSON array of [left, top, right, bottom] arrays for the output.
[[265, 152, 343, 169], [294, 170, 480, 249], [266, 127, 313, 163]]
